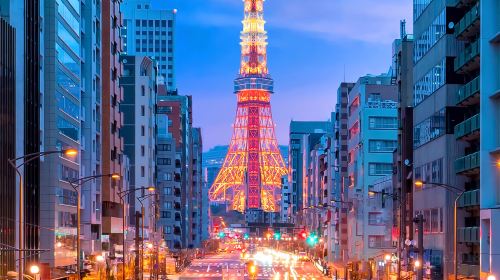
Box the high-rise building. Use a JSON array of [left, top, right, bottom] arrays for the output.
[[100, 0, 126, 258], [0, 0, 44, 274], [120, 54, 157, 238], [345, 74, 397, 268], [412, 1, 471, 277], [0, 17, 16, 275], [331, 82, 354, 265], [157, 92, 197, 249], [288, 121, 329, 215], [38, 0, 97, 274], [391, 22, 414, 276], [208, 0, 287, 215], [156, 113, 182, 250], [479, 0, 500, 277], [191, 127, 203, 247], [121, 0, 176, 91]]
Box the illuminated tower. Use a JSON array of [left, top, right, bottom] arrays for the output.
[[209, 0, 287, 213]]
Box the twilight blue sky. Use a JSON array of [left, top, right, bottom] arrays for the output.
[[152, 0, 413, 150]]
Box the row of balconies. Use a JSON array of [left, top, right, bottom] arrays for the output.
[[455, 151, 480, 174], [455, 39, 480, 73], [457, 226, 479, 243], [454, 114, 480, 140], [457, 189, 480, 208], [456, 75, 480, 105], [454, 1, 480, 40]]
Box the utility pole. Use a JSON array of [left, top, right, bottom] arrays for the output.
[[413, 213, 424, 280], [135, 211, 141, 280]]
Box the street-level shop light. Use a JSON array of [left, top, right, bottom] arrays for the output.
[[487, 275, 496, 280], [29, 265, 40, 275]]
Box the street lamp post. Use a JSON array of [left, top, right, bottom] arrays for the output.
[[137, 193, 157, 280], [414, 181, 465, 280], [8, 148, 78, 280], [118, 186, 155, 280], [70, 173, 121, 280]]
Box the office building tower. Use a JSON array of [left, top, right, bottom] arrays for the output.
[[156, 113, 182, 250], [288, 121, 329, 215], [412, 1, 473, 277], [331, 82, 354, 265], [191, 127, 203, 247], [391, 22, 414, 276], [1, 0, 44, 274], [345, 74, 397, 268], [157, 92, 196, 248], [0, 17, 16, 275], [37, 0, 97, 275], [121, 0, 176, 91], [100, 0, 127, 258], [120, 54, 157, 237]]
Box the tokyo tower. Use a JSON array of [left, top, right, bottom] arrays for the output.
[[208, 0, 287, 213]]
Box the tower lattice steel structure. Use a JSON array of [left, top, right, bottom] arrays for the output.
[[209, 0, 287, 213]]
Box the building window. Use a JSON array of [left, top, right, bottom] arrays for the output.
[[414, 9, 446, 63], [368, 235, 392, 249], [368, 163, 393, 176], [368, 140, 397, 153], [157, 158, 171, 165], [141, 125, 145, 136], [165, 187, 172, 195], [165, 226, 172, 234], [368, 212, 385, 225], [413, 108, 446, 148], [413, 59, 446, 106], [141, 166, 145, 177], [141, 105, 145, 116], [369, 117, 397, 129], [141, 145, 145, 156], [157, 144, 171, 151], [165, 202, 172, 209], [141, 85, 145, 96]]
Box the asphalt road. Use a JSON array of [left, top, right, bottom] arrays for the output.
[[174, 250, 330, 280]]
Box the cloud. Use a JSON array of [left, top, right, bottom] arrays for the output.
[[266, 0, 413, 44], [181, 0, 412, 44]]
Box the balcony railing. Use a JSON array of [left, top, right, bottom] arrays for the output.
[[454, 1, 480, 39], [455, 151, 480, 174], [454, 39, 480, 72], [456, 75, 480, 105], [457, 227, 479, 243], [454, 114, 480, 140], [458, 189, 480, 208]]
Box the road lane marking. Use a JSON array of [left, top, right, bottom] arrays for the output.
[[207, 264, 210, 272]]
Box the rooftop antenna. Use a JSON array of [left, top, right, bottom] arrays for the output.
[[343, 64, 346, 82]]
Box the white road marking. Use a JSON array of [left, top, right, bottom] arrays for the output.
[[207, 264, 210, 272]]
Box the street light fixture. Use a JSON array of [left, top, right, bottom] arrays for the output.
[[70, 173, 121, 280], [8, 148, 78, 280], [414, 181, 464, 280], [487, 275, 496, 280], [29, 265, 40, 275]]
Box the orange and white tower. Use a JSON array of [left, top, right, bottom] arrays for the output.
[[208, 0, 287, 213]]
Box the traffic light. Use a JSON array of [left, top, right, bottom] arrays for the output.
[[273, 231, 281, 240], [243, 233, 250, 240], [299, 231, 307, 239], [306, 233, 319, 247]]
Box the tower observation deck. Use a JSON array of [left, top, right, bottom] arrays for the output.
[[208, 0, 287, 213]]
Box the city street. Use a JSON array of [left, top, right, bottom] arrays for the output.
[[173, 250, 330, 280]]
